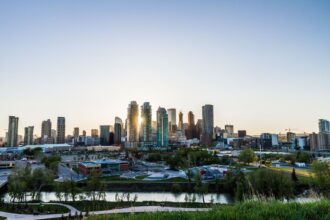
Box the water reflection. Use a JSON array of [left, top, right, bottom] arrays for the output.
[[3, 192, 233, 204]]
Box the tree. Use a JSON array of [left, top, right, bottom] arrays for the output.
[[249, 169, 293, 199], [291, 168, 298, 182], [166, 155, 182, 170], [42, 155, 61, 176], [86, 173, 103, 202], [7, 174, 27, 202], [311, 161, 330, 197], [60, 180, 79, 202], [238, 148, 256, 165], [194, 173, 208, 203], [296, 151, 312, 164]]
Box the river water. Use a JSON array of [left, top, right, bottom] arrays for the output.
[[3, 192, 233, 204]]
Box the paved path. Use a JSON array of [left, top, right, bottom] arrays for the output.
[[0, 204, 210, 220]]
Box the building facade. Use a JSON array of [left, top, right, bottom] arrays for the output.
[[24, 126, 34, 145], [41, 119, 53, 144], [178, 111, 183, 130], [114, 117, 122, 145], [201, 105, 214, 146], [319, 119, 330, 133], [167, 108, 177, 133], [56, 117, 66, 144], [100, 125, 110, 145], [140, 102, 152, 142], [7, 116, 19, 147], [127, 101, 139, 146], [157, 107, 169, 147]]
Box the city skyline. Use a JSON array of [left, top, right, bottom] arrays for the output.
[[1, 0, 330, 136]]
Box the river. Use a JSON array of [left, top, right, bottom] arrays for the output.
[[3, 192, 233, 204]]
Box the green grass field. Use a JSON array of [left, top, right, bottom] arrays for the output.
[[86, 200, 330, 220], [270, 167, 313, 177]]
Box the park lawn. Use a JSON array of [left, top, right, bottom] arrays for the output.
[[269, 167, 313, 177], [85, 200, 330, 220], [0, 203, 69, 214]]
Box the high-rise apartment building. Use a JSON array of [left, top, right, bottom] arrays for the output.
[[24, 126, 34, 145], [73, 127, 79, 139], [7, 116, 19, 147], [41, 119, 52, 143], [157, 107, 169, 147], [196, 119, 203, 139], [56, 117, 66, 144], [287, 132, 296, 143], [319, 119, 330, 133], [225, 125, 234, 135], [186, 111, 196, 139], [167, 108, 177, 133], [100, 125, 110, 145], [127, 101, 139, 143], [140, 102, 152, 142], [91, 129, 98, 137], [114, 117, 122, 145], [178, 112, 183, 130], [201, 105, 214, 146]]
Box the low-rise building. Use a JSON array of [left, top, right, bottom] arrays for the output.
[[78, 159, 129, 176]]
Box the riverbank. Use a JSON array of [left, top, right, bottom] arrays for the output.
[[85, 200, 330, 220], [0, 202, 69, 215], [61, 201, 213, 212]]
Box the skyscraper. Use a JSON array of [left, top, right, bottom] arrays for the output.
[[225, 125, 234, 135], [24, 126, 34, 145], [319, 119, 330, 133], [201, 105, 214, 146], [91, 129, 99, 137], [167, 108, 177, 133], [127, 101, 139, 143], [140, 102, 152, 142], [178, 111, 183, 130], [188, 111, 195, 127], [157, 107, 169, 147], [114, 117, 122, 145], [41, 119, 52, 144], [73, 127, 79, 139], [186, 111, 196, 139], [56, 117, 66, 144], [7, 116, 19, 147], [100, 125, 110, 145], [196, 119, 203, 139]]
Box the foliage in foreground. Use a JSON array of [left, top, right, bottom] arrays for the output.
[[86, 200, 330, 220], [0, 202, 69, 214]]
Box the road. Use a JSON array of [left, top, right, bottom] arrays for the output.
[[0, 203, 210, 220]]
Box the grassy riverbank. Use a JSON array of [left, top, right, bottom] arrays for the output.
[[0, 203, 69, 215], [86, 200, 330, 220], [62, 201, 212, 212]]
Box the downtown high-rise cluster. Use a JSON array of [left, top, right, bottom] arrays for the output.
[[1, 102, 214, 148]]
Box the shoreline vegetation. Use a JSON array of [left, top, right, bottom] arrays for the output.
[[0, 202, 69, 215], [84, 200, 330, 220]]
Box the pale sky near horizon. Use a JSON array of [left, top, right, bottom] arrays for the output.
[[0, 0, 329, 137]]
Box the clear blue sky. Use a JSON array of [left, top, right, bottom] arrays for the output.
[[0, 0, 329, 136]]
